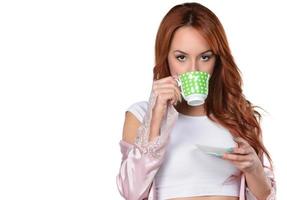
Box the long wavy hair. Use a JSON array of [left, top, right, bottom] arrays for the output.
[[153, 2, 273, 170]]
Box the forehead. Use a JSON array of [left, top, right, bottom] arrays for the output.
[[169, 26, 210, 54]]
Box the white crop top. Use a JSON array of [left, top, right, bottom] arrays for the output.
[[126, 101, 241, 200]]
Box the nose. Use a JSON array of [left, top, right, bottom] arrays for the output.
[[187, 59, 199, 72]]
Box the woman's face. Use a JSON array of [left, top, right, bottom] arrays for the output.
[[168, 26, 216, 77]]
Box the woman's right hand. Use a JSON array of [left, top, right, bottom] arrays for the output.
[[148, 75, 182, 141], [151, 75, 182, 114]]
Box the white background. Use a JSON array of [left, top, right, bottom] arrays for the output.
[[0, 0, 286, 199]]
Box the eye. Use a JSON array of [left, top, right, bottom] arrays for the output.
[[201, 55, 210, 61], [176, 55, 186, 62]]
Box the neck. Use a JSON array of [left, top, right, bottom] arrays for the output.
[[174, 100, 207, 116]]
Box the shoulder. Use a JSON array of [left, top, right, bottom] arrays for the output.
[[126, 100, 149, 123]]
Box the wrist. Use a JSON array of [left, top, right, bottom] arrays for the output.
[[245, 162, 263, 175]]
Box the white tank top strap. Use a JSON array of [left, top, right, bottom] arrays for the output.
[[126, 101, 148, 123]]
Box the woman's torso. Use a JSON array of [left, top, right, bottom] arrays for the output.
[[167, 196, 239, 200], [154, 113, 241, 200]]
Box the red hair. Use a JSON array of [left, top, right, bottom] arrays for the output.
[[153, 2, 273, 170]]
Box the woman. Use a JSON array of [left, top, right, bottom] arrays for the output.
[[116, 2, 276, 200]]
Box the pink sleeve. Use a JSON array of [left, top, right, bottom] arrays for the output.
[[116, 90, 178, 200], [245, 164, 277, 200]]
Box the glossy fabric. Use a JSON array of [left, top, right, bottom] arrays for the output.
[[116, 90, 276, 200]]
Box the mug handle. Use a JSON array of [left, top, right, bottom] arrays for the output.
[[175, 78, 181, 87], [174, 78, 183, 95]]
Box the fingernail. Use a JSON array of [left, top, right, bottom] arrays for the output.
[[215, 153, 222, 158], [207, 152, 222, 158], [226, 147, 233, 153]]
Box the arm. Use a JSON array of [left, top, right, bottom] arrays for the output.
[[223, 137, 276, 200], [116, 91, 178, 200], [245, 165, 276, 200]]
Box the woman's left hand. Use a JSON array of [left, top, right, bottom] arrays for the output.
[[222, 137, 262, 174]]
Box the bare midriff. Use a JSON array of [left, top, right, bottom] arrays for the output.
[[168, 196, 239, 200]]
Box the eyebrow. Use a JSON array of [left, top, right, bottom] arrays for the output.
[[173, 49, 213, 55]]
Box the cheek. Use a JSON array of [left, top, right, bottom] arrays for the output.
[[168, 58, 187, 75], [207, 64, 214, 75], [205, 60, 216, 75], [168, 57, 179, 74]]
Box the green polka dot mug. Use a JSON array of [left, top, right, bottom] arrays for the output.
[[175, 71, 210, 106]]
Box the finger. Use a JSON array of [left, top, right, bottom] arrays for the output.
[[153, 76, 173, 85], [155, 88, 176, 97], [230, 160, 251, 169], [170, 77, 182, 102], [171, 75, 183, 102], [222, 152, 250, 161], [154, 88, 175, 104], [172, 75, 180, 86], [157, 88, 177, 100], [154, 76, 178, 87], [155, 83, 182, 103], [160, 92, 177, 105], [232, 147, 252, 155], [176, 86, 182, 103], [233, 137, 250, 147], [173, 87, 181, 104], [172, 74, 179, 80], [170, 92, 178, 105], [172, 84, 182, 103]]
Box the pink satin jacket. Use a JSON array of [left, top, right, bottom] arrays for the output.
[[116, 90, 276, 200]]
